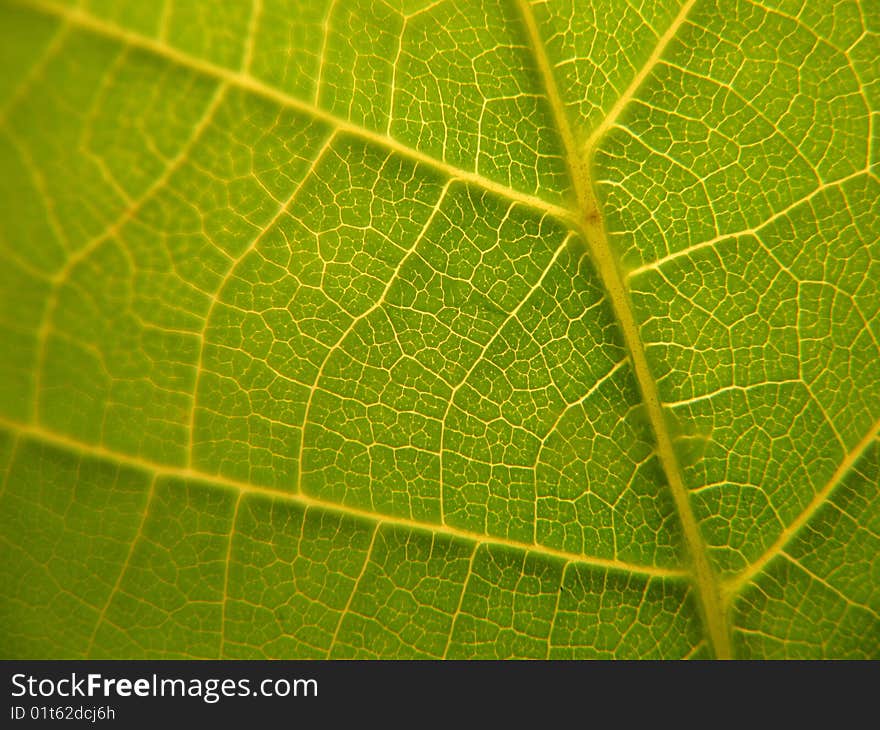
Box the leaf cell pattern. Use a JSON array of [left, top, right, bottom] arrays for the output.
[[0, 0, 877, 659]]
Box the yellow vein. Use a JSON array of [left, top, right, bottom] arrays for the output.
[[157, 0, 172, 43], [3, 125, 71, 257], [439, 229, 573, 527], [0, 17, 71, 125], [81, 48, 137, 209], [15, 0, 572, 226], [513, 0, 731, 659], [240, 0, 262, 74], [585, 0, 697, 153], [85, 473, 158, 658], [544, 561, 568, 660], [219, 492, 243, 659], [783, 552, 880, 621], [187, 129, 337, 467], [580, 169, 732, 662], [296, 179, 451, 496], [512, 0, 594, 217], [682, 640, 707, 660], [313, 0, 338, 106], [0, 415, 686, 580], [326, 524, 380, 657], [725, 416, 880, 597], [32, 81, 229, 424], [440, 543, 478, 660], [0, 435, 21, 501], [627, 168, 870, 279]]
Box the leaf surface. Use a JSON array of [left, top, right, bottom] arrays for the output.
[[0, 0, 877, 659]]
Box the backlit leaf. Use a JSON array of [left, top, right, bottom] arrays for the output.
[[0, 0, 877, 659]]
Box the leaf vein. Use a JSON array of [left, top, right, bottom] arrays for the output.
[[0, 416, 686, 580]]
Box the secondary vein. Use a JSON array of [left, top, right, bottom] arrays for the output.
[[725, 416, 880, 597], [584, 0, 697, 153], [13, 0, 573, 227], [0, 416, 686, 580]]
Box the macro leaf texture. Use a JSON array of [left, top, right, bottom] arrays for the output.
[[0, 0, 877, 660]]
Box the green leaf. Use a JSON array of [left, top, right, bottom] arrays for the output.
[[0, 0, 877, 659]]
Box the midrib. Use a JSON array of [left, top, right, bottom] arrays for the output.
[[512, 0, 732, 659], [12, 0, 733, 653]]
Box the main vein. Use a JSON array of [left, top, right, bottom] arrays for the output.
[[12, 0, 754, 656], [512, 0, 731, 659]]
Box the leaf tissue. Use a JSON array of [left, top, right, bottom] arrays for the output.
[[0, 0, 877, 659]]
